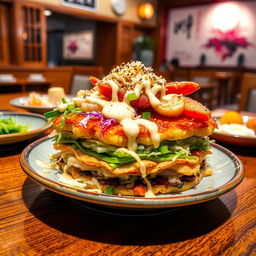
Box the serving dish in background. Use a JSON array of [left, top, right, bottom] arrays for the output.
[[10, 96, 54, 114], [20, 137, 244, 210], [10, 95, 72, 114], [211, 115, 256, 147], [0, 112, 51, 145]]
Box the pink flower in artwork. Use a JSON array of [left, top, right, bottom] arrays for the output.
[[203, 28, 253, 61], [67, 40, 78, 54]]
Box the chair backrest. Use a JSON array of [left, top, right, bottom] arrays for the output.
[[190, 69, 216, 83], [153, 69, 171, 81], [239, 73, 256, 111], [172, 68, 190, 81], [192, 76, 211, 84], [247, 89, 256, 112], [69, 66, 104, 95], [70, 75, 91, 95]]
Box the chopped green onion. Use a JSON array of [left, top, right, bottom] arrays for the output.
[[73, 107, 82, 113], [142, 112, 151, 120], [46, 117, 55, 125], [67, 108, 82, 119], [56, 133, 62, 143], [127, 92, 137, 101], [109, 163, 120, 169], [44, 110, 61, 118], [60, 110, 69, 129], [72, 144, 78, 149], [61, 98, 67, 104], [67, 103, 75, 110], [63, 109, 69, 118], [158, 145, 169, 154], [106, 186, 115, 195]]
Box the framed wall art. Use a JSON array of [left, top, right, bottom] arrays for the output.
[[61, 0, 97, 12], [63, 31, 94, 61], [166, 1, 255, 67]]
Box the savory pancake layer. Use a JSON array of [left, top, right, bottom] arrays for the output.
[[54, 149, 209, 196], [53, 113, 216, 147], [54, 144, 210, 176]]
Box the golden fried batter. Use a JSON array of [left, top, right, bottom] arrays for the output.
[[53, 114, 216, 147], [54, 144, 209, 176]]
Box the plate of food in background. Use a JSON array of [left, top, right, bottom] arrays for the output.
[[10, 87, 69, 114], [211, 110, 256, 146], [0, 112, 52, 145]]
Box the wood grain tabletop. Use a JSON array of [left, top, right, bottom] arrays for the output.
[[0, 93, 256, 256]]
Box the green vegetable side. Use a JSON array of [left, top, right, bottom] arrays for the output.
[[0, 117, 28, 135]]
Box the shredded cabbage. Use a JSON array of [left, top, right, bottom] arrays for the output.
[[54, 135, 209, 168]]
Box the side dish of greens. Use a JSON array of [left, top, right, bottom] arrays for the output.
[[0, 117, 28, 135]]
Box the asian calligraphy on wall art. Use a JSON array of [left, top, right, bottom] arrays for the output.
[[166, 1, 255, 67]]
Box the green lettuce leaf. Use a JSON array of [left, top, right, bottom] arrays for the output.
[[56, 137, 200, 168]]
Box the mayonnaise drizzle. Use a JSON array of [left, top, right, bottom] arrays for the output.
[[86, 95, 160, 151], [133, 75, 163, 107], [135, 119, 160, 148], [117, 148, 156, 198], [104, 80, 119, 102], [83, 65, 170, 197]]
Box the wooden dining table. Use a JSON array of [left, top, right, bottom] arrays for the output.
[[0, 92, 256, 256]]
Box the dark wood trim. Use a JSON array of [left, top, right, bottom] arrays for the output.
[[11, 1, 23, 65], [0, 0, 13, 3], [153, 4, 168, 67], [160, 7, 168, 65], [44, 3, 117, 24], [41, 1, 156, 29], [11, 0, 47, 67], [0, 3, 9, 65]]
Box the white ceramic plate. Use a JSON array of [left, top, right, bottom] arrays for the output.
[[10, 95, 72, 114], [0, 112, 51, 145], [20, 137, 244, 209], [212, 116, 256, 146]]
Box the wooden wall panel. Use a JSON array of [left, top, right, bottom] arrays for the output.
[[12, 1, 46, 67], [95, 22, 117, 74], [0, 4, 9, 66], [115, 21, 135, 65]]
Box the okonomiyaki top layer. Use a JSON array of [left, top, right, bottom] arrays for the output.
[[53, 107, 216, 147]]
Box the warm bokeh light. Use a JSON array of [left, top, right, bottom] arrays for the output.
[[212, 3, 241, 31], [138, 3, 154, 19], [43, 10, 52, 16]]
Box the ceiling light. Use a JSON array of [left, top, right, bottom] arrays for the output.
[[44, 10, 52, 16], [138, 3, 154, 20]]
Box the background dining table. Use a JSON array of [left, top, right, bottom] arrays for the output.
[[0, 92, 256, 256]]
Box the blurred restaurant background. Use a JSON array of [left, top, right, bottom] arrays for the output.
[[0, 0, 256, 112]]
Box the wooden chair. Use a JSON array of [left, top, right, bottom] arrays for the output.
[[239, 73, 256, 111], [229, 71, 242, 104], [191, 82, 216, 110], [189, 69, 217, 109], [215, 71, 233, 105], [172, 68, 190, 81], [69, 66, 104, 94], [153, 69, 171, 82]]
